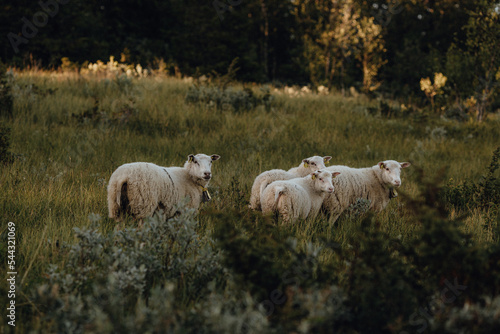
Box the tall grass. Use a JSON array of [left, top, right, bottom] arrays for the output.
[[1, 70, 499, 332]]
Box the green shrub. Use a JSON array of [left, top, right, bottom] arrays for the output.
[[71, 98, 103, 124], [186, 85, 273, 113], [0, 123, 13, 164], [367, 100, 417, 119], [431, 295, 500, 333], [336, 216, 419, 333], [0, 62, 13, 118], [185, 58, 273, 112], [345, 198, 371, 219], [33, 207, 223, 333], [212, 209, 292, 298], [443, 147, 500, 212]]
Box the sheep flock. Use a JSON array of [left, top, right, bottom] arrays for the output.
[[108, 153, 410, 224]]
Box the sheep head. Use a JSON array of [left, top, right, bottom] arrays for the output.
[[185, 153, 221, 185], [302, 155, 332, 170], [311, 169, 338, 194], [377, 160, 411, 188]]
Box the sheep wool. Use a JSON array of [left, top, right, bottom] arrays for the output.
[[323, 160, 410, 222], [108, 154, 220, 222], [261, 169, 338, 223], [249, 155, 332, 211]]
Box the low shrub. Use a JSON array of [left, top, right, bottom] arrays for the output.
[[0, 123, 13, 164], [0, 62, 13, 118], [186, 85, 273, 113], [33, 207, 223, 333], [443, 147, 500, 212]]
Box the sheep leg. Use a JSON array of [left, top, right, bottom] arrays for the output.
[[327, 213, 341, 226]]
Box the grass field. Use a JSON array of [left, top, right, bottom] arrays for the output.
[[1, 71, 500, 333]]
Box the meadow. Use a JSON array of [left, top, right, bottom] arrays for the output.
[[1, 70, 499, 333]]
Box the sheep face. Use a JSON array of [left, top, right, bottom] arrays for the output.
[[311, 170, 338, 194], [302, 155, 332, 171], [377, 160, 411, 188], [185, 154, 221, 183]]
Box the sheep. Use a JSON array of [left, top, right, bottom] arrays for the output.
[[322, 160, 411, 222], [107, 153, 221, 223], [261, 169, 340, 223], [249, 155, 332, 211]]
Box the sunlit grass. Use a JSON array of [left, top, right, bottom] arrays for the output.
[[0, 70, 499, 331]]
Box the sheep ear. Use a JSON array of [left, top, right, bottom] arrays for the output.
[[188, 154, 195, 162], [311, 172, 317, 180], [323, 156, 332, 164], [211, 154, 221, 161], [378, 162, 385, 169], [333, 172, 341, 178], [400, 162, 411, 168], [303, 159, 310, 168]]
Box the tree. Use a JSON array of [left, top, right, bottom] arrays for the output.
[[296, 0, 387, 93], [331, 0, 361, 92], [294, 0, 343, 87], [463, 0, 500, 121], [379, 0, 478, 97], [354, 16, 386, 93]]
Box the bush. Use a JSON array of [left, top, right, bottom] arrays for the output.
[[0, 123, 13, 164], [0, 62, 13, 118], [185, 58, 273, 113], [186, 85, 273, 113], [443, 147, 500, 212], [337, 216, 420, 332], [33, 207, 223, 333], [367, 100, 417, 119], [431, 295, 500, 333]]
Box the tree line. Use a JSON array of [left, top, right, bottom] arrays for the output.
[[1, 0, 499, 112]]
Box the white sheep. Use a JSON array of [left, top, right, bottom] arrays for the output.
[[261, 169, 339, 223], [323, 160, 411, 222], [249, 155, 332, 211], [107, 153, 221, 222]]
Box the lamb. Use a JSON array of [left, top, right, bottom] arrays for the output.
[[261, 169, 340, 223], [322, 160, 411, 222], [249, 155, 332, 211], [107, 153, 221, 222]]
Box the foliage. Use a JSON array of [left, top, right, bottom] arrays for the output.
[[367, 100, 419, 119], [345, 198, 371, 219], [431, 295, 500, 333], [477, 147, 500, 211], [337, 216, 419, 332], [211, 208, 352, 332], [185, 85, 273, 113], [444, 0, 500, 122], [444, 147, 500, 212], [212, 209, 293, 297], [296, 0, 386, 92], [462, 0, 500, 122], [0, 61, 13, 118], [81, 56, 149, 78], [185, 58, 274, 112], [298, 0, 359, 88], [0, 123, 13, 164], [420, 72, 448, 113], [71, 98, 103, 125], [355, 16, 386, 93], [32, 208, 223, 333], [2, 0, 496, 106]]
